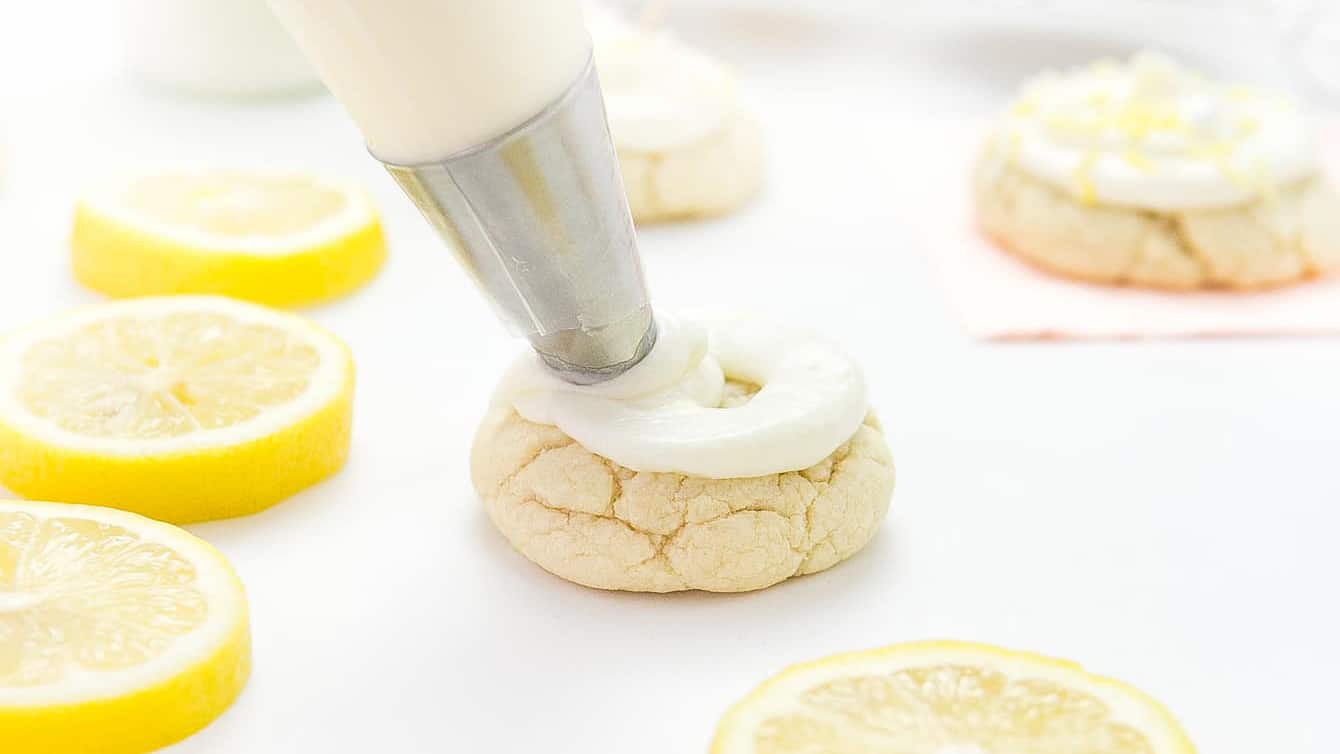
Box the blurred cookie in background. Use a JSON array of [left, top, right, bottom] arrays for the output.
[[974, 51, 1340, 290], [588, 3, 765, 223]]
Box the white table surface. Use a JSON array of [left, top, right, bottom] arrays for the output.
[[2, 3, 1337, 753]]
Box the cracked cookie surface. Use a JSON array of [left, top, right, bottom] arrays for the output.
[[973, 150, 1340, 289], [471, 383, 894, 593]]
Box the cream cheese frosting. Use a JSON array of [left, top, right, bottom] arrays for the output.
[[586, 6, 738, 153], [994, 51, 1317, 211], [493, 315, 868, 479]]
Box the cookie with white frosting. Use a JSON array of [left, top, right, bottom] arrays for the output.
[[975, 52, 1340, 289], [588, 9, 764, 223], [471, 316, 894, 593]]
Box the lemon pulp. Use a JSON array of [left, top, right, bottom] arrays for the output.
[[0, 501, 250, 754], [756, 663, 1157, 753], [713, 642, 1195, 754], [17, 312, 321, 439], [0, 512, 210, 688], [0, 296, 354, 522]]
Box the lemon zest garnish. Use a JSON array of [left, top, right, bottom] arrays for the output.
[[1008, 52, 1298, 207], [1044, 113, 1102, 137], [1189, 139, 1253, 190], [1121, 148, 1155, 173], [1113, 104, 1185, 140], [1073, 151, 1100, 205], [1189, 139, 1228, 160], [1235, 116, 1261, 136]]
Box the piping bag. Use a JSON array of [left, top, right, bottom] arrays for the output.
[[267, 0, 655, 384]]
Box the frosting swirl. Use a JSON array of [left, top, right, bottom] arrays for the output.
[[994, 51, 1317, 211], [494, 315, 868, 478]]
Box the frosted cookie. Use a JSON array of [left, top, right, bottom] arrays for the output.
[[471, 316, 894, 593], [588, 8, 764, 223], [975, 52, 1340, 289]]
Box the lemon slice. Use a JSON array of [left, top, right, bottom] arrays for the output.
[[712, 641, 1197, 754], [0, 296, 354, 523], [72, 170, 385, 307], [0, 500, 250, 753]]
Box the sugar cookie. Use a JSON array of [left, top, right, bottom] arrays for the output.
[[472, 316, 894, 592]]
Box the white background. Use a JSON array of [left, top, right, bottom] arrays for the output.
[[1, 2, 1338, 752]]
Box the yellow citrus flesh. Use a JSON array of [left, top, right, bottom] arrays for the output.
[[0, 500, 250, 753], [712, 641, 1197, 754], [0, 296, 354, 523], [72, 171, 385, 307]]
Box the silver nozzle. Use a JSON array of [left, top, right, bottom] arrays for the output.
[[380, 56, 655, 384]]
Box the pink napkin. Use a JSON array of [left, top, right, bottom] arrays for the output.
[[925, 128, 1340, 340]]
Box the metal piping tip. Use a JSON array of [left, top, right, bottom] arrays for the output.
[[379, 56, 655, 384], [534, 312, 657, 385]]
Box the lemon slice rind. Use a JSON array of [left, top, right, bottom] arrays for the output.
[[77, 170, 377, 255], [0, 296, 348, 456], [0, 500, 247, 707], [72, 170, 385, 307], [0, 500, 250, 753], [0, 296, 354, 522]]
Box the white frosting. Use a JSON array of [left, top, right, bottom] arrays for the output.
[[995, 51, 1317, 211], [494, 315, 868, 479], [587, 7, 737, 152]]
